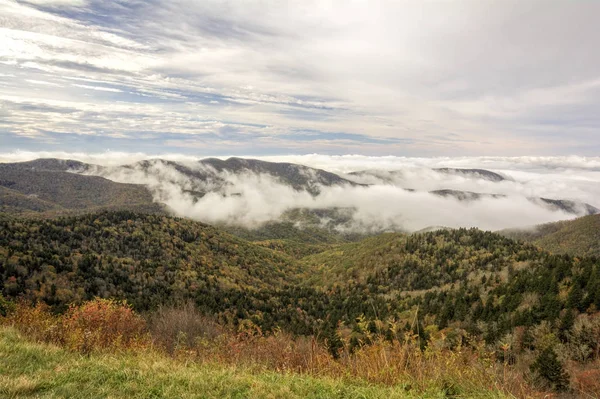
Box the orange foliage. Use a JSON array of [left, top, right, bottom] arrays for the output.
[[2, 301, 546, 398], [573, 367, 600, 398], [3, 298, 150, 353], [62, 299, 149, 352]]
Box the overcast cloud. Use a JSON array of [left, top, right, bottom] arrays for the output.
[[1, 0, 599, 155]]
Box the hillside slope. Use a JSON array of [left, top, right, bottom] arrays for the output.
[[0, 211, 304, 311], [502, 214, 600, 257], [2, 211, 599, 348], [0, 161, 160, 215], [302, 228, 536, 292]]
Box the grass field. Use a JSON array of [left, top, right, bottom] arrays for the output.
[[0, 327, 509, 399]]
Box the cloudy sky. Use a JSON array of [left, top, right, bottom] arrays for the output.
[[1, 0, 599, 156]]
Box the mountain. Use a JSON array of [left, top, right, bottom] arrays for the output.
[[0, 160, 161, 216], [534, 197, 599, 215], [347, 169, 404, 185], [3, 211, 599, 340], [221, 207, 370, 244], [433, 168, 507, 182], [201, 157, 362, 193], [124, 157, 364, 197], [3, 158, 90, 172], [430, 189, 506, 201], [430, 189, 598, 215], [302, 228, 534, 291], [501, 213, 600, 257], [1, 158, 597, 230], [347, 167, 507, 184], [347, 168, 596, 216]]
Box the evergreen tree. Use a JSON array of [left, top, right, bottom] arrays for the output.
[[566, 284, 583, 311], [530, 347, 570, 392]]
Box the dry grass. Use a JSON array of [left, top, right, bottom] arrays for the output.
[[1, 299, 562, 398]]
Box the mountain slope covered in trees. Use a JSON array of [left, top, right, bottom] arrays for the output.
[[0, 212, 305, 312], [502, 214, 600, 257], [2, 211, 599, 345], [0, 161, 160, 216], [1, 210, 600, 396]]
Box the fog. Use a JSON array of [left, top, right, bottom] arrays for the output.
[[86, 161, 577, 232], [1, 151, 599, 232]]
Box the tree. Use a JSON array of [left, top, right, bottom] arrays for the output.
[[530, 347, 570, 392], [567, 284, 583, 311], [0, 294, 14, 317]]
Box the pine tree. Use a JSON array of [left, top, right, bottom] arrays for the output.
[[558, 309, 575, 342], [530, 347, 570, 392], [566, 284, 583, 311]]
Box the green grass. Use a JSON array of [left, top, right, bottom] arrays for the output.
[[0, 327, 479, 399]]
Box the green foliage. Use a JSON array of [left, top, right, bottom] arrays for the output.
[[0, 211, 305, 311], [530, 347, 570, 392], [222, 208, 370, 244], [0, 293, 14, 317], [1, 210, 600, 371]]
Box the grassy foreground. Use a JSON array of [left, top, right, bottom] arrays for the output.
[[1, 327, 506, 399]]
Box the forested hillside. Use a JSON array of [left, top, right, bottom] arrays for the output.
[[503, 214, 600, 257], [0, 161, 160, 216], [1, 210, 600, 395], [0, 212, 306, 312], [2, 211, 599, 349]]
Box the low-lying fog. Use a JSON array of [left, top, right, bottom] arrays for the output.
[[2, 152, 599, 232]]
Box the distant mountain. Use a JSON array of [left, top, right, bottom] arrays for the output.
[[125, 157, 364, 197], [348, 167, 507, 184], [1, 158, 597, 231], [429, 189, 597, 215], [433, 168, 507, 182], [501, 214, 600, 257], [5, 158, 90, 172], [222, 207, 370, 244], [0, 160, 160, 215], [347, 169, 404, 185], [534, 197, 599, 216], [430, 189, 506, 201], [205, 157, 357, 186]]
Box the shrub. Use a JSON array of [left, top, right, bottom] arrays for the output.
[[147, 302, 223, 353], [62, 298, 149, 353], [2, 300, 63, 343]]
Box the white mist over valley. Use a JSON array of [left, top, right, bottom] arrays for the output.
[[2, 152, 598, 232]]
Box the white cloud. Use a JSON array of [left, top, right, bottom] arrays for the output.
[[22, 0, 87, 6], [0, 0, 599, 154], [1, 152, 597, 231], [72, 83, 122, 92]]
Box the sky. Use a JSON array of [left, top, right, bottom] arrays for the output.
[[1, 0, 599, 156]]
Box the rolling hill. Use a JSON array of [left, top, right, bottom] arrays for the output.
[[0, 160, 161, 216], [502, 213, 600, 257], [0, 211, 306, 312], [2, 210, 598, 341]]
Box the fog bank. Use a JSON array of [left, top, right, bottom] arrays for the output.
[[1, 152, 598, 232]]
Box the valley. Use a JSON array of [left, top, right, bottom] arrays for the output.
[[1, 156, 599, 397]]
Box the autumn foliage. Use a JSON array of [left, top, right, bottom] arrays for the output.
[[4, 298, 150, 353]]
